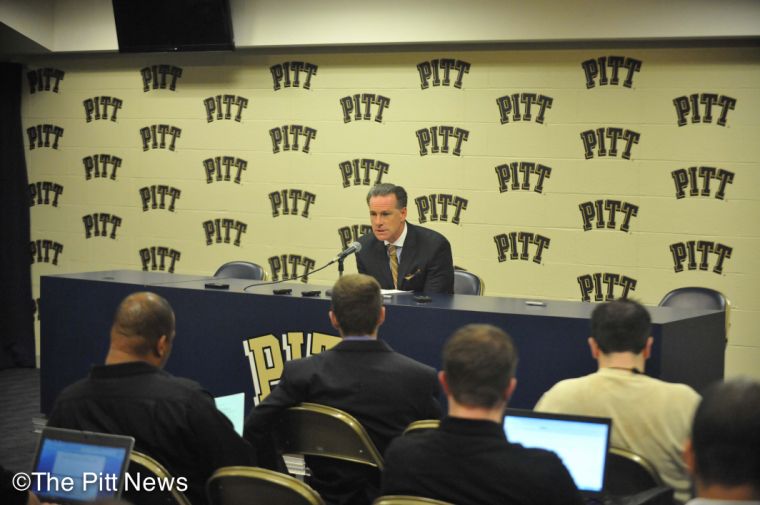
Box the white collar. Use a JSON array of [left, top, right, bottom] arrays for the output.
[[384, 221, 408, 248]]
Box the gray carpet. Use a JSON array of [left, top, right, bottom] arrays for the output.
[[0, 367, 42, 472]]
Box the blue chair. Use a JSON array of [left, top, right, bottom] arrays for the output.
[[214, 261, 267, 280], [659, 287, 729, 338], [453, 268, 484, 296]]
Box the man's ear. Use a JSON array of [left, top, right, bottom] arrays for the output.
[[329, 310, 340, 331], [505, 377, 517, 402], [438, 371, 450, 396], [588, 337, 600, 359], [683, 439, 696, 476], [400, 206, 407, 222], [377, 306, 386, 328], [156, 334, 170, 358], [643, 336, 654, 359]]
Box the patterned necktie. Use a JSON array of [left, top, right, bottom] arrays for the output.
[[388, 244, 399, 289]]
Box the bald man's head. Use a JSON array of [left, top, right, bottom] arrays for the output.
[[111, 292, 175, 362]]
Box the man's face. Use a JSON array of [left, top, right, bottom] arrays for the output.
[[369, 194, 407, 243]]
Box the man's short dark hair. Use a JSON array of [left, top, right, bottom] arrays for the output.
[[443, 324, 518, 408], [591, 299, 651, 353], [692, 378, 760, 491], [331, 274, 383, 336], [112, 292, 175, 355], [366, 183, 407, 209]]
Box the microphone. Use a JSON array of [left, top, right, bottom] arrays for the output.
[[332, 241, 362, 263]]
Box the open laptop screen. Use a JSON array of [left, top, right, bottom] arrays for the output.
[[32, 427, 134, 504], [504, 408, 611, 493]]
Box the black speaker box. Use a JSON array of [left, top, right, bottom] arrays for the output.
[[112, 0, 234, 52]]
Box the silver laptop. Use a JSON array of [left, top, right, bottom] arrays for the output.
[[31, 426, 134, 504]]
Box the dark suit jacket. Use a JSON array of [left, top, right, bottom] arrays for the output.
[[243, 339, 442, 505], [355, 222, 454, 294]]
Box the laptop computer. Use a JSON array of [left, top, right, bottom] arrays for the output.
[[31, 426, 134, 504], [504, 408, 612, 497]]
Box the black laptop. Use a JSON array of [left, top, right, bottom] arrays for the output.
[[504, 408, 612, 498], [31, 427, 134, 504]]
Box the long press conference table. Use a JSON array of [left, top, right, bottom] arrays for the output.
[[40, 270, 725, 415]]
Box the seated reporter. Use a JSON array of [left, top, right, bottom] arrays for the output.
[[381, 324, 583, 505]]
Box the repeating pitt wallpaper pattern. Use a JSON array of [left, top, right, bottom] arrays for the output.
[[23, 47, 760, 377]]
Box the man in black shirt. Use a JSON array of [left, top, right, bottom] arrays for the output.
[[382, 324, 583, 505], [47, 292, 255, 505]]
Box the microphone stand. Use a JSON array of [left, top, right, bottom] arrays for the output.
[[338, 257, 345, 277]]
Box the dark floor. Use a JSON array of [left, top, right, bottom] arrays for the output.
[[0, 367, 42, 472]]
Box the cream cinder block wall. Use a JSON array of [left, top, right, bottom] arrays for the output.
[[23, 46, 760, 378]]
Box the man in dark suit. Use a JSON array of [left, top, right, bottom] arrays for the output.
[[356, 183, 454, 294], [382, 324, 583, 505], [244, 273, 442, 505]]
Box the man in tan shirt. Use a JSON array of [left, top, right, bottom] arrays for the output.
[[535, 299, 700, 504]]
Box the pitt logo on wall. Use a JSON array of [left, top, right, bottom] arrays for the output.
[[140, 186, 181, 212], [140, 125, 181, 151], [497, 93, 553, 124], [672, 167, 735, 200], [29, 182, 63, 207], [268, 255, 316, 283], [416, 194, 468, 225], [204, 156, 248, 184], [204, 94, 249, 122], [417, 59, 471, 89], [141, 65, 183, 92], [496, 162, 552, 194], [581, 56, 642, 89], [416, 126, 469, 156], [83, 96, 123, 122], [270, 125, 317, 153], [338, 225, 372, 250], [579, 200, 639, 232], [139, 247, 181, 274], [203, 219, 247, 247], [31, 240, 63, 265], [578, 273, 637, 302], [270, 62, 318, 91], [269, 189, 316, 218], [83, 154, 122, 180], [83, 213, 122, 239], [27, 125, 63, 150], [244, 331, 341, 404], [339, 159, 389, 187], [27, 68, 64, 93], [580, 127, 640, 160], [670, 241, 732, 274], [673, 93, 737, 127], [494, 232, 550, 264], [340, 94, 390, 123]]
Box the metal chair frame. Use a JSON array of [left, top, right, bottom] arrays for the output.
[[275, 402, 384, 470], [207, 466, 325, 505]]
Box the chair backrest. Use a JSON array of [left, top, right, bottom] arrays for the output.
[[659, 286, 729, 337], [453, 268, 484, 295], [274, 402, 384, 470], [604, 447, 664, 496], [208, 466, 325, 505], [402, 419, 440, 436], [214, 260, 267, 280], [126, 451, 192, 505], [658, 286, 726, 311], [373, 495, 455, 505]]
